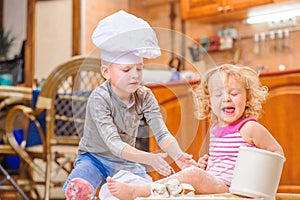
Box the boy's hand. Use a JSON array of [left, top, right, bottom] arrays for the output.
[[197, 154, 209, 170], [175, 153, 199, 169], [148, 153, 174, 176]]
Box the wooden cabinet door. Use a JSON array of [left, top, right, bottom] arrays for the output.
[[259, 71, 300, 193], [181, 0, 223, 20], [227, 0, 273, 11], [181, 0, 276, 20]]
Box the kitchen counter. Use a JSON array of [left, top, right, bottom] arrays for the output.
[[260, 68, 300, 77], [136, 193, 262, 199], [135, 193, 300, 200]]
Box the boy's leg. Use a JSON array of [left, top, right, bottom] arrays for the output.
[[65, 178, 94, 200], [63, 154, 105, 200], [99, 170, 152, 199]]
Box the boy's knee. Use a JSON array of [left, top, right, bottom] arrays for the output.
[[65, 178, 94, 200]]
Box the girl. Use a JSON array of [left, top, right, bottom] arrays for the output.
[[106, 64, 284, 200]]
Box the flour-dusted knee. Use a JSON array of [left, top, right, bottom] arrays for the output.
[[179, 166, 204, 180], [185, 166, 229, 193], [65, 178, 94, 200]]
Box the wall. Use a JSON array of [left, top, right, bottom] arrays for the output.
[[35, 0, 72, 79], [126, 0, 300, 73], [129, 0, 208, 72], [186, 18, 300, 72], [3, 0, 73, 81], [3, 0, 26, 59], [83, 0, 209, 72], [5, 1, 299, 81], [83, 0, 129, 57]]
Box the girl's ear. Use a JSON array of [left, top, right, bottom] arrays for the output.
[[208, 99, 212, 108], [101, 65, 110, 80], [246, 95, 251, 105]]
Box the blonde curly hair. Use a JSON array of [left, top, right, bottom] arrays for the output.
[[194, 64, 268, 124]]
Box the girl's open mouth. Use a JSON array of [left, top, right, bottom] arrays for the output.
[[222, 107, 235, 114]]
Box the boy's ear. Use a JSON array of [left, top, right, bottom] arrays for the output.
[[101, 65, 110, 80]]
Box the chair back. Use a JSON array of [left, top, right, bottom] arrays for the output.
[[35, 56, 103, 148], [3, 56, 103, 199]]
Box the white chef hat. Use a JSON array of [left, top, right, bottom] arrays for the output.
[[92, 10, 161, 64]]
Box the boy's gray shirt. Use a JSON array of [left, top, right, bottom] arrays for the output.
[[78, 80, 173, 158]]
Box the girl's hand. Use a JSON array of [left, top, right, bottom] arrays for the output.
[[197, 154, 209, 170], [175, 153, 199, 169]]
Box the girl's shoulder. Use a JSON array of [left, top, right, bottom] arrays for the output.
[[211, 118, 257, 137], [236, 117, 257, 131], [240, 119, 267, 135], [239, 118, 269, 145]]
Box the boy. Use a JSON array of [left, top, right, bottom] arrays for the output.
[[63, 10, 197, 200]]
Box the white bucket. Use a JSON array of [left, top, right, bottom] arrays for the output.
[[229, 146, 285, 200]]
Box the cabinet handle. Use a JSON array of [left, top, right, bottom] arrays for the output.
[[217, 6, 223, 12], [225, 5, 231, 11]]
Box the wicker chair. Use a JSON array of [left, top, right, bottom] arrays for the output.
[[0, 86, 32, 199], [4, 56, 103, 199]]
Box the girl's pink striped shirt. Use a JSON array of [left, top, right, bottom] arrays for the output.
[[206, 118, 256, 186]]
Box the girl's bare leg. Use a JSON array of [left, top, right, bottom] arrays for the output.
[[107, 166, 229, 200], [156, 166, 229, 194]]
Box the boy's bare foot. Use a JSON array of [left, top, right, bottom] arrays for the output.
[[107, 176, 136, 200], [107, 177, 151, 200]]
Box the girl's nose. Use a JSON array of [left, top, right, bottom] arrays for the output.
[[224, 93, 231, 101]]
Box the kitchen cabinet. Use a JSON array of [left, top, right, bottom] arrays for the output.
[[259, 69, 300, 193], [180, 0, 274, 20], [180, 0, 222, 19], [147, 80, 207, 180]]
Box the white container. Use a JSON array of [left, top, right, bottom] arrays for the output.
[[229, 146, 285, 200]]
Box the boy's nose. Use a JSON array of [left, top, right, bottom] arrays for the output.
[[130, 67, 140, 77]]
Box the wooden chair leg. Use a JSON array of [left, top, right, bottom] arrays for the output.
[[0, 164, 30, 200], [44, 153, 51, 200]]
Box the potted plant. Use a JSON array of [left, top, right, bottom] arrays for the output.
[[0, 29, 15, 61]]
